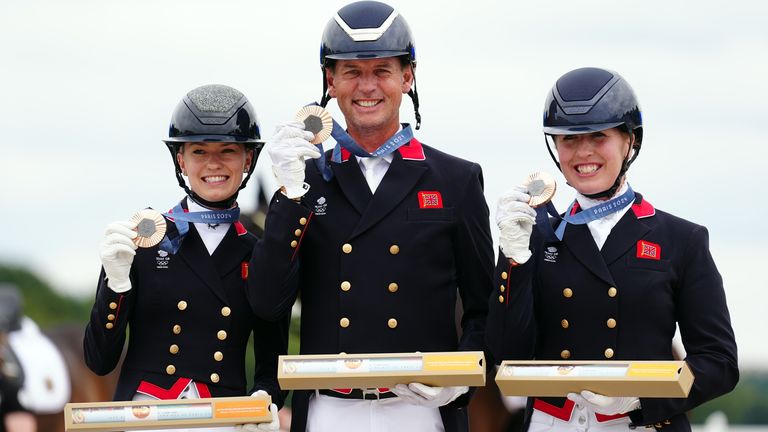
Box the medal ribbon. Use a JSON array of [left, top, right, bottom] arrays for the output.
[[158, 202, 240, 254], [314, 117, 413, 181], [535, 185, 635, 242]]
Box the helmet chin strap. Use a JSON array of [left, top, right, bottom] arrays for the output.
[[408, 65, 421, 130], [320, 67, 331, 108], [189, 190, 239, 210]]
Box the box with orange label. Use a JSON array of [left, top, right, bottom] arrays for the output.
[[495, 360, 693, 397], [278, 351, 485, 389], [64, 395, 271, 431]]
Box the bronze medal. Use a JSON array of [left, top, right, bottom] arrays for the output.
[[295, 105, 333, 144], [523, 172, 557, 208], [129, 209, 167, 248]]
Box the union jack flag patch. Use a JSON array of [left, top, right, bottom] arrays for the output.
[[418, 191, 443, 209], [636, 240, 661, 260]]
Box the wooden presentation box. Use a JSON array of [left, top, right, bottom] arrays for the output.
[[495, 360, 693, 398], [64, 395, 271, 431], [278, 351, 486, 390]]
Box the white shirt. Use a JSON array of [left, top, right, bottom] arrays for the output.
[[187, 199, 231, 255], [356, 153, 394, 193], [574, 182, 632, 250]]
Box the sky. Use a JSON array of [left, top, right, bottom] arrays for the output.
[[1, 0, 766, 366]]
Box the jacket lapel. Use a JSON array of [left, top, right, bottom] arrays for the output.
[[349, 152, 428, 240], [177, 226, 228, 304], [562, 222, 616, 287], [331, 155, 372, 215], [601, 206, 652, 267], [211, 227, 251, 278]]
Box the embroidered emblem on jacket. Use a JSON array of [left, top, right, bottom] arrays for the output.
[[544, 246, 559, 263], [314, 196, 327, 216], [636, 240, 661, 260], [156, 249, 170, 269], [418, 191, 443, 209]]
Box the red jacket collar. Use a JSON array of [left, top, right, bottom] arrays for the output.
[[339, 138, 425, 162], [630, 198, 655, 219]]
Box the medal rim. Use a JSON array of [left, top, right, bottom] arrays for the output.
[[129, 209, 167, 248], [524, 171, 557, 208], [295, 105, 333, 145]]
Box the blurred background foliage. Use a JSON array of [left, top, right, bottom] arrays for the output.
[[1, 262, 764, 423]]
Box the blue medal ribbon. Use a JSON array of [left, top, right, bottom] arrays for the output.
[[535, 185, 635, 242], [158, 202, 240, 254], [315, 117, 414, 181]]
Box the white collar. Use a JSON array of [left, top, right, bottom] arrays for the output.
[[575, 180, 629, 210]]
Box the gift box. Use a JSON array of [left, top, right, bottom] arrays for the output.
[[278, 351, 486, 390], [64, 395, 271, 431], [495, 360, 693, 397]]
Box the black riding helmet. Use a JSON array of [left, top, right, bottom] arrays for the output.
[[543, 67, 643, 199], [163, 84, 264, 208], [319, 1, 421, 129]]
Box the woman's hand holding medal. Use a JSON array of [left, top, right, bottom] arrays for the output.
[[497, 172, 556, 264]]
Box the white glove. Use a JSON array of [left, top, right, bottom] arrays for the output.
[[567, 390, 640, 415], [99, 221, 138, 293], [268, 121, 321, 199], [391, 383, 468, 408], [496, 186, 537, 264], [235, 391, 280, 431]]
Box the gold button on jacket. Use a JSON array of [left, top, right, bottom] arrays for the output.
[[388, 282, 399, 293], [217, 330, 227, 340], [342, 243, 352, 254], [172, 325, 181, 334], [214, 351, 224, 361], [604, 348, 615, 358], [560, 350, 571, 359], [387, 318, 398, 329], [339, 317, 350, 328], [562, 288, 573, 298], [389, 245, 400, 255], [210, 373, 220, 383], [177, 300, 187, 311], [166, 365, 176, 375], [169, 344, 179, 354], [221, 306, 231, 317], [340, 281, 351, 291]]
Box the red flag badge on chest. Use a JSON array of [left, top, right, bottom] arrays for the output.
[[418, 191, 443, 209], [636, 240, 661, 260]]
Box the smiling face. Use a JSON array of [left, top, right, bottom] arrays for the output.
[[326, 57, 412, 150], [176, 142, 252, 205], [553, 127, 632, 196]]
